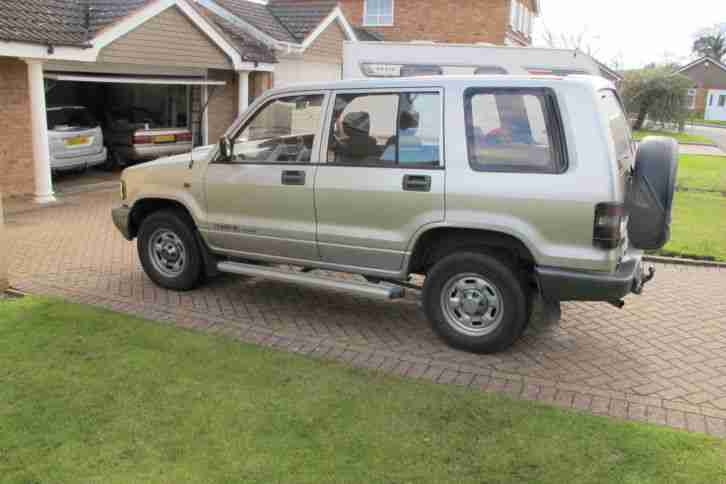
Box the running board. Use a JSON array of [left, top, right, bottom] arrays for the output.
[[217, 261, 404, 300]]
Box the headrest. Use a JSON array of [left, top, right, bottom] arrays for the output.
[[342, 112, 370, 137], [399, 110, 419, 130]]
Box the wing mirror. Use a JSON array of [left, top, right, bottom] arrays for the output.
[[219, 136, 233, 161]]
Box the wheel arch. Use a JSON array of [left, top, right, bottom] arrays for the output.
[[128, 197, 196, 240], [406, 225, 538, 275]]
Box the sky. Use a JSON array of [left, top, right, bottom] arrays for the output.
[[533, 0, 718, 69]]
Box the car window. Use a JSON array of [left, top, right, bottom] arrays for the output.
[[465, 88, 564, 173], [231, 94, 324, 164], [47, 107, 97, 130], [599, 89, 633, 169], [327, 92, 441, 167]]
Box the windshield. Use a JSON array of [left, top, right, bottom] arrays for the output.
[[599, 89, 633, 170], [47, 107, 97, 130]]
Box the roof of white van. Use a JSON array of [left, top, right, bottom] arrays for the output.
[[268, 75, 614, 94]]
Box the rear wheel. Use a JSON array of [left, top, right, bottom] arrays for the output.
[[137, 210, 202, 291], [423, 251, 530, 353]]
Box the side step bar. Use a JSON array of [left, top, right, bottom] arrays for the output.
[[217, 261, 405, 300]]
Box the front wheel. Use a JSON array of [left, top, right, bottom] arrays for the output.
[[137, 210, 203, 291], [422, 251, 530, 354]]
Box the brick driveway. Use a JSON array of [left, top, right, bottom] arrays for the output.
[[4, 189, 726, 437]]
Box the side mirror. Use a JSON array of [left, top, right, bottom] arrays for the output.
[[219, 136, 233, 161]]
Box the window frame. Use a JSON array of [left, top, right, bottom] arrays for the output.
[[212, 90, 329, 166], [321, 87, 445, 170], [463, 86, 569, 175], [719, 95, 726, 107], [363, 0, 394, 27]]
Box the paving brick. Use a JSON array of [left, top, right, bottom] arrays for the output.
[[6, 189, 726, 436]]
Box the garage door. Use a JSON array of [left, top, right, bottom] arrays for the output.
[[274, 61, 342, 88]]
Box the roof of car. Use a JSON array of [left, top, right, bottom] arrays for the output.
[[263, 75, 614, 95]]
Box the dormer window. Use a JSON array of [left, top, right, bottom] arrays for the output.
[[364, 0, 394, 26]]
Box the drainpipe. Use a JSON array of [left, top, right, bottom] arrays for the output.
[[0, 191, 8, 293]]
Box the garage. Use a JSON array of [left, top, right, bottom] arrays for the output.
[[44, 73, 226, 172]]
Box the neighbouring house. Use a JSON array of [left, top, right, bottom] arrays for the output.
[[677, 56, 726, 121], [0, 0, 358, 200], [338, 0, 540, 46]]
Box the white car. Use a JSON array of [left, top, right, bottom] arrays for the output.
[[47, 106, 107, 172]]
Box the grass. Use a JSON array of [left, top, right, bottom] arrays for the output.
[[689, 119, 726, 127], [1, 298, 726, 483], [633, 129, 715, 145], [677, 155, 726, 193], [661, 191, 726, 261]]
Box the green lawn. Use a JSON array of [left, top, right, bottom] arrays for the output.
[[633, 129, 715, 145], [690, 119, 726, 127], [1, 298, 725, 483], [677, 155, 726, 193], [661, 191, 726, 261]]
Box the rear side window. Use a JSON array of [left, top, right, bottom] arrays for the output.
[[327, 91, 441, 167], [599, 89, 633, 169], [464, 88, 566, 173]]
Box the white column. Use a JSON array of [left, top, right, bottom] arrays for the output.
[[25, 59, 55, 204], [238, 71, 250, 116], [201, 84, 209, 145]]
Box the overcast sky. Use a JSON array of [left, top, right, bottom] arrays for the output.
[[533, 1, 716, 69]]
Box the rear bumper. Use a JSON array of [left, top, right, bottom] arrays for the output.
[[123, 143, 192, 161], [536, 256, 650, 302], [51, 147, 107, 170], [112, 205, 133, 240]]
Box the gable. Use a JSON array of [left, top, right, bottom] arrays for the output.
[[99, 6, 233, 69], [303, 22, 346, 64], [680, 61, 726, 89]]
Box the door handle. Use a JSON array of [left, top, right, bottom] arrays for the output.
[[281, 170, 306, 186], [402, 174, 431, 192]]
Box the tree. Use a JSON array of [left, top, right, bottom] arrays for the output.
[[620, 68, 693, 131], [692, 24, 726, 62]]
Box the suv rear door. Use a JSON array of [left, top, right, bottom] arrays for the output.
[[314, 88, 445, 272]]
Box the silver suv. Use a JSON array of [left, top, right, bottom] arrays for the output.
[[112, 76, 677, 353]]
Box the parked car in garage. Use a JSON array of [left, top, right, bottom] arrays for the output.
[[104, 107, 193, 167], [47, 106, 107, 172]]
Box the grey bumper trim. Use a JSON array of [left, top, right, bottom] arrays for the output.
[[112, 205, 133, 241], [536, 258, 643, 302]]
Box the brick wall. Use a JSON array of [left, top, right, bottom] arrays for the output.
[[206, 70, 239, 143], [0, 57, 34, 196], [303, 22, 346, 64], [340, 0, 510, 44]]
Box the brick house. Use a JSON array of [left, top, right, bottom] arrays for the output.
[[338, 0, 540, 46], [677, 56, 726, 122], [0, 0, 358, 199]]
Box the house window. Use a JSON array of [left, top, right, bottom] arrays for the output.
[[364, 0, 394, 26], [686, 89, 697, 110], [720, 95, 726, 107]]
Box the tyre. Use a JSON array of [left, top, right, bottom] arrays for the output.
[[627, 136, 679, 250], [137, 210, 203, 291], [101, 150, 124, 171], [422, 251, 530, 354]]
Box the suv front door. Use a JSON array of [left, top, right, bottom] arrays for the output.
[[315, 89, 445, 273], [203, 92, 327, 261]]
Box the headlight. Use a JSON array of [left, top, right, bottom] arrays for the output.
[[120, 180, 127, 200]]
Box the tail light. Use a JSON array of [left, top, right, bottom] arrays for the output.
[[176, 132, 192, 142], [593, 203, 627, 249], [133, 134, 152, 145]]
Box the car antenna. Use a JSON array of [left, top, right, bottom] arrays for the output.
[[189, 83, 218, 169]]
